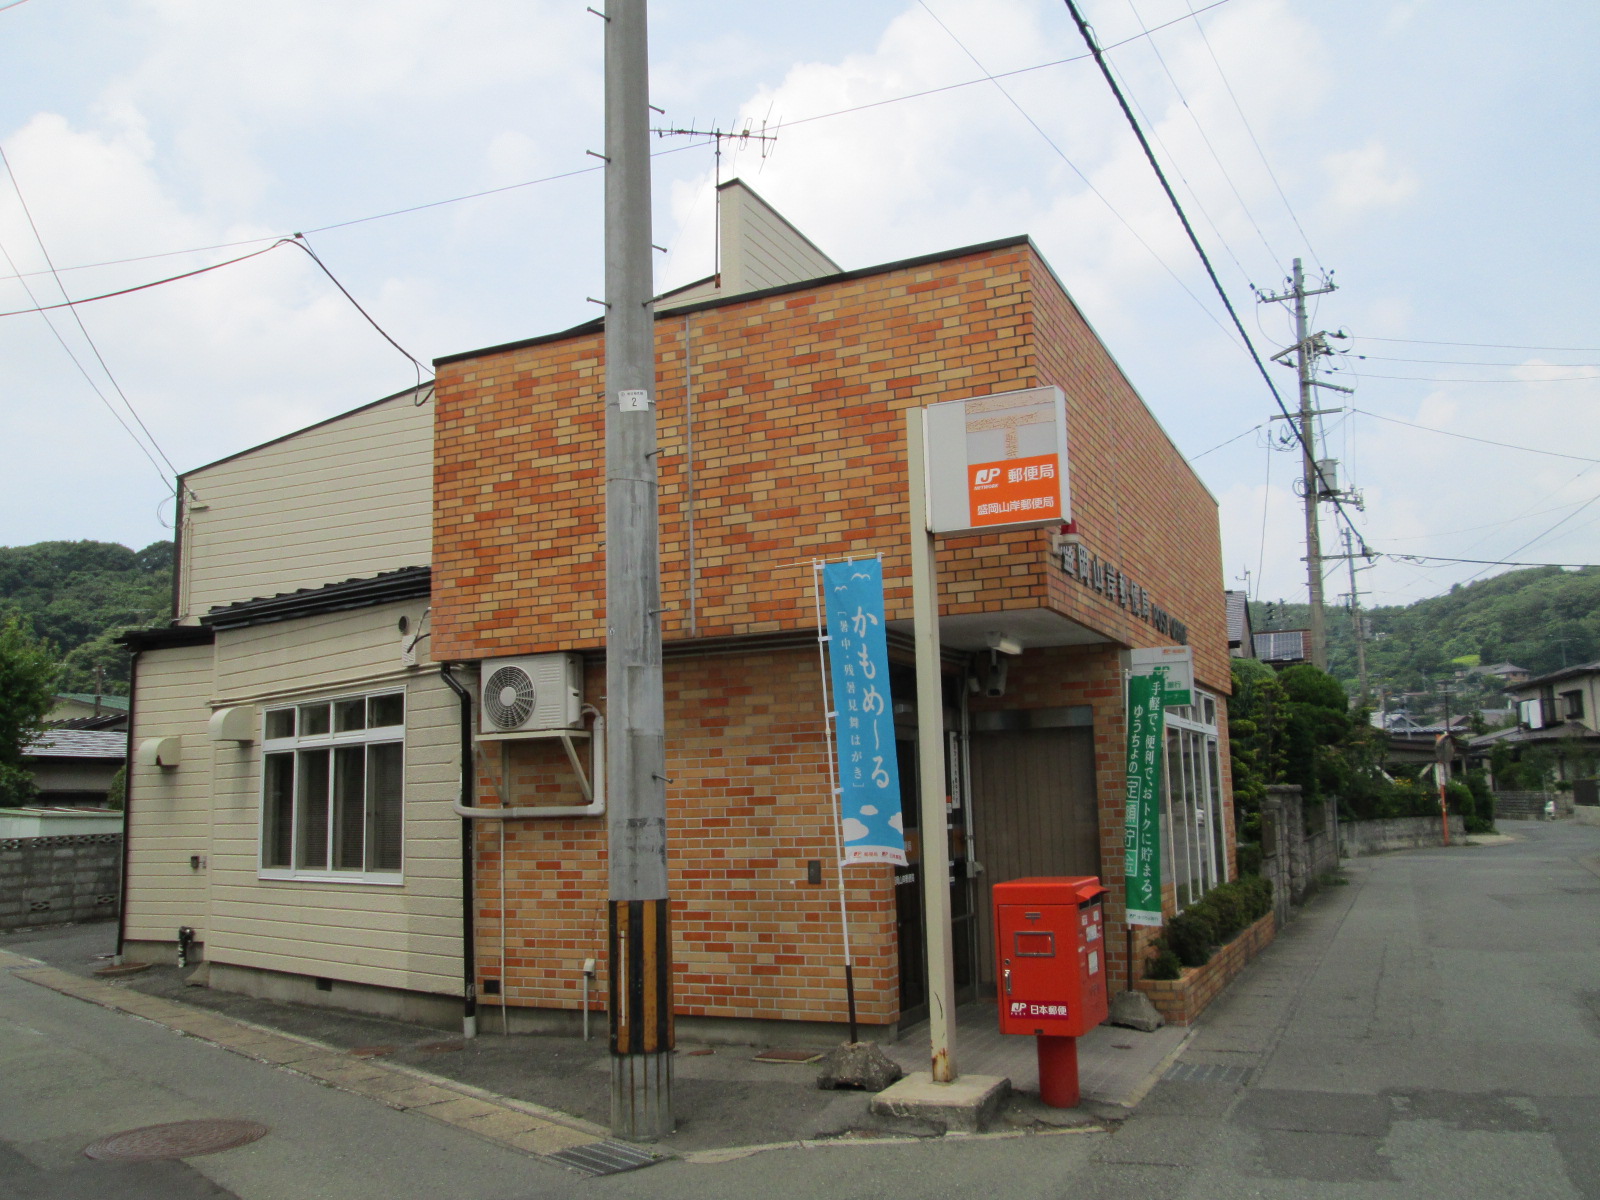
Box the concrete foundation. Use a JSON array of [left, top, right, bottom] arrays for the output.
[[870, 1071, 1010, 1133]]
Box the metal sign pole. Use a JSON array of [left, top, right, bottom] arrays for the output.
[[906, 408, 958, 1083]]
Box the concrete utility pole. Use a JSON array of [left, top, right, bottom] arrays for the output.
[[601, 0, 673, 1141], [1260, 259, 1340, 670], [1342, 526, 1371, 704]]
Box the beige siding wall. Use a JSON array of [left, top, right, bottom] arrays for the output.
[[205, 600, 463, 997], [178, 391, 433, 620], [657, 181, 841, 312], [124, 642, 216, 943], [720, 181, 839, 294]]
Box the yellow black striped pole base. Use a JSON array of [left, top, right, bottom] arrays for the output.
[[608, 898, 673, 1056]]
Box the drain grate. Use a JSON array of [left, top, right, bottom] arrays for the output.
[[752, 1048, 823, 1064], [1163, 1062, 1252, 1087], [84, 1119, 269, 1162], [545, 1140, 667, 1176]]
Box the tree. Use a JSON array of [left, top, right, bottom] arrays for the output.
[[0, 615, 58, 806], [0, 539, 172, 696]]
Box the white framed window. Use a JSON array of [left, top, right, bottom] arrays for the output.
[[260, 690, 405, 883], [1161, 689, 1228, 910]]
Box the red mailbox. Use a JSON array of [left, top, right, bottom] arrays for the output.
[[993, 876, 1109, 1107]]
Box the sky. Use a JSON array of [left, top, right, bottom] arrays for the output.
[[1, 0, 1597, 614]]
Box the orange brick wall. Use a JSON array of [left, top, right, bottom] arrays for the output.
[[435, 237, 1235, 1025], [472, 651, 899, 1026], [432, 241, 1226, 685]]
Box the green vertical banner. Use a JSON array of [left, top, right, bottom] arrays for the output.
[[1124, 667, 1167, 926]]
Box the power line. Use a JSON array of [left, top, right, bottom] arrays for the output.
[[915, 0, 1242, 348], [0, 234, 175, 492], [0, 0, 37, 12], [1392, 553, 1596, 570], [1460, 490, 1600, 584], [1356, 335, 1600, 353], [1190, 421, 1263, 459], [1345, 370, 1598, 384], [0, 240, 292, 317], [0, 5, 1235, 289], [283, 235, 431, 381], [1058, 0, 1367, 557], [1183, 0, 1322, 274], [1380, 500, 1590, 543], [1, 141, 181, 480], [1098, 22, 1258, 288], [1353, 353, 1600, 368], [1122, 0, 1282, 270], [1353, 409, 1600, 462]]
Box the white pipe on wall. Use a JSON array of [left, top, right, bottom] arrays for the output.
[[452, 710, 605, 820]]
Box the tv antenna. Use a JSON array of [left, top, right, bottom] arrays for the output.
[[652, 118, 778, 279]]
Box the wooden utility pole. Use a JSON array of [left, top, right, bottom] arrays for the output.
[[602, 0, 673, 1140]]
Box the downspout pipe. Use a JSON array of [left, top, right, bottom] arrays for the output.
[[113, 648, 140, 965], [440, 666, 479, 1038]]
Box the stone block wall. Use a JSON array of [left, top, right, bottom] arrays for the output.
[[0, 834, 121, 931], [1495, 791, 1572, 820], [1340, 815, 1465, 856], [1260, 784, 1339, 921]]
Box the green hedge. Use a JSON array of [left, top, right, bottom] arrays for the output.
[[1146, 876, 1274, 974]]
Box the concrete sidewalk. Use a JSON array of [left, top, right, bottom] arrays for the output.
[[0, 921, 1179, 1154]]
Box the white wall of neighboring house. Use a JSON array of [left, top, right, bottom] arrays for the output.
[[124, 640, 217, 947], [126, 384, 459, 1020], [175, 386, 433, 621], [203, 602, 462, 1000]]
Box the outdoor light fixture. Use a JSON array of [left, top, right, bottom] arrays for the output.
[[985, 633, 1023, 657]]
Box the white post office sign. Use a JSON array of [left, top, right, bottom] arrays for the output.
[[922, 386, 1071, 536]]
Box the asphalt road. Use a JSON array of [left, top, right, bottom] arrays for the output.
[[2, 819, 1596, 1198]]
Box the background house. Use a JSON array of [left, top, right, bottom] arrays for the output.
[[21, 728, 125, 807]]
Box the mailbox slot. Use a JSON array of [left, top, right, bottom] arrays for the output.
[[1014, 931, 1055, 957]]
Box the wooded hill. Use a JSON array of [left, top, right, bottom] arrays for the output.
[[1252, 566, 1600, 719], [0, 540, 174, 696]]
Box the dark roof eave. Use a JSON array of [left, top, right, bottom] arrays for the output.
[[202, 566, 431, 631], [118, 624, 217, 652], [433, 235, 1034, 368]]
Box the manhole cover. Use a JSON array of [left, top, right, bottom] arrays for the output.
[[84, 1119, 269, 1162], [545, 1140, 666, 1176], [92, 962, 152, 978], [347, 1045, 396, 1058], [415, 1040, 465, 1053]]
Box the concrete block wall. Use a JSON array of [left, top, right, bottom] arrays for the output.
[[0, 833, 121, 931]]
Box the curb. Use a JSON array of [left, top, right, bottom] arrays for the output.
[[1, 951, 607, 1165]]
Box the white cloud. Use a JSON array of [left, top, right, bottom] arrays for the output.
[[841, 817, 871, 842], [889, 811, 904, 833], [1323, 141, 1418, 213], [858, 805, 878, 816]]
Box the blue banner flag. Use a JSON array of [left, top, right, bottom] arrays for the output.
[[822, 559, 907, 866]]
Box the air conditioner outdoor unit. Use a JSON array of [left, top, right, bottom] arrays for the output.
[[479, 653, 583, 735]]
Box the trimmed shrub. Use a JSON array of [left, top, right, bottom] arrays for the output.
[[1145, 944, 1182, 980], [1165, 911, 1213, 968], [1235, 842, 1263, 877]]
